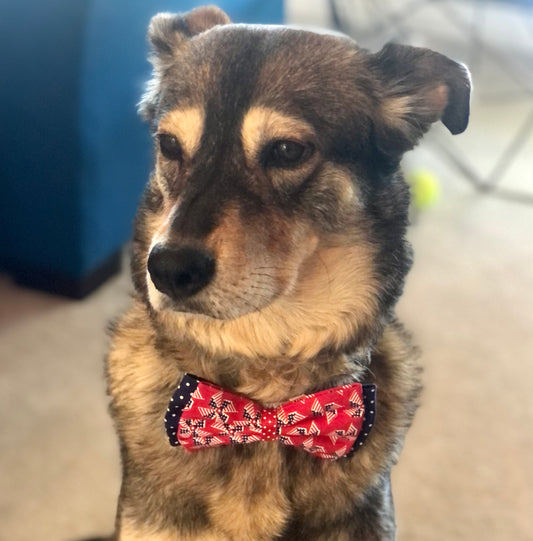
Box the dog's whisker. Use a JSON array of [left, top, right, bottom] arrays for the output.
[[223, 291, 265, 313], [247, 284, 274, 293], [254, 266, 299, 273], [248, 272, 275, 279]]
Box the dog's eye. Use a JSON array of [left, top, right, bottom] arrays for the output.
[[158, 133, 183, 162], [264, 140, 313, 168]]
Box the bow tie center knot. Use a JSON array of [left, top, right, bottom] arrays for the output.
[[260, 408, 278, 441]]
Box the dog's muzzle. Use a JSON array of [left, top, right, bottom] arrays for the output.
[[147, 243, 215, 301]]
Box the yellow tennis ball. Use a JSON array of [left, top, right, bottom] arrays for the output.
[[408, 169, 441, 209]]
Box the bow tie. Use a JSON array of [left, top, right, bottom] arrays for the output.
[[165, 374, 376, 460]]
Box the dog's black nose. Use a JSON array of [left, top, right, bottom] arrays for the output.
[[147, 244, 215, 300]]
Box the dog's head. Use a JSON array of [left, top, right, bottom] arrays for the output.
[[132, 6, 470, 359]]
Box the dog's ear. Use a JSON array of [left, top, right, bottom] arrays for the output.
[[139, 6, 230, 124], [369, 43, 471, 157], [147, 5, 230, 60]]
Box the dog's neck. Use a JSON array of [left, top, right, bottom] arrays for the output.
[[151, 305, 377, 405]]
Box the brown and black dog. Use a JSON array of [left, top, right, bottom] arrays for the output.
[[105, 6, 470, 540]]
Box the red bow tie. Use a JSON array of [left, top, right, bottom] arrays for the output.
[[165, 374, 376, 460]]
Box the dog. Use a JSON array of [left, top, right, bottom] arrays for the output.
[[105, 5, 470, 540]]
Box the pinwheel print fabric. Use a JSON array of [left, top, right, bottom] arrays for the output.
[[165, 374, 376, 460]]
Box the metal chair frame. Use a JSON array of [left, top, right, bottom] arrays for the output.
[[330, 0, 533, 205]]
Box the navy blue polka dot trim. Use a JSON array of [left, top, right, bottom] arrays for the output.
[[165, 374, 199, 446], [347, 384, 377, 458]]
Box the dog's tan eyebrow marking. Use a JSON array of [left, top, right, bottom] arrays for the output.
[[241, 107, 315, 164], [158, 107, 205, 157]]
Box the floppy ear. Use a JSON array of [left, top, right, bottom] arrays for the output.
[[139, 6, 230, 123], [369, 43, 471, 157]]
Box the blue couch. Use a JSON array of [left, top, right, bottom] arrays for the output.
[[0, 0, 283, 297]]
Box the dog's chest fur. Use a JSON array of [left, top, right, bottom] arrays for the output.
[[107, 304, 420, 540]]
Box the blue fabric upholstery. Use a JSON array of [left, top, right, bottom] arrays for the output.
[[0, 0, 283, 296]]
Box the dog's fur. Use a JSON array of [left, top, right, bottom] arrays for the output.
[[105, 6, 470, 540]]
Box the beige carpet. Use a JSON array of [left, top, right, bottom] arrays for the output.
[[1, 84, 533, 541]]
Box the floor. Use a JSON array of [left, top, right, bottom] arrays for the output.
[[2, 4, 533, 541]]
